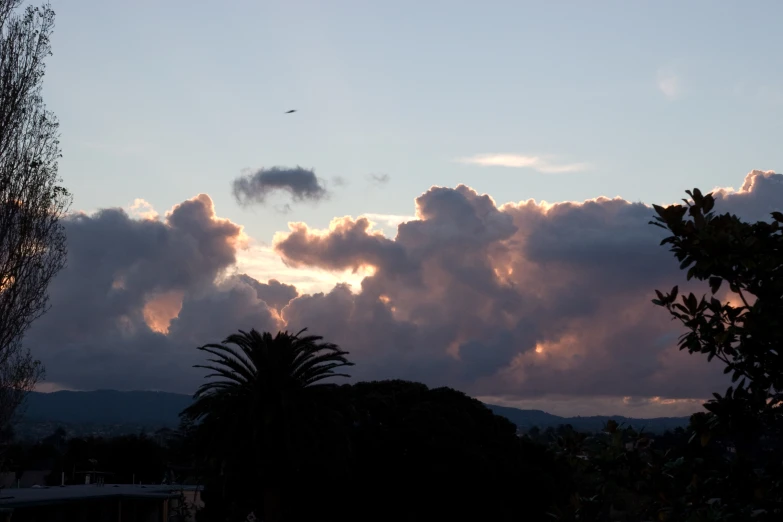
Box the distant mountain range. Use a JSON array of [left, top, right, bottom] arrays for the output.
[[484, 404, 691, 434], [14, 390, 691, 439], [21, 390, 192, 426]]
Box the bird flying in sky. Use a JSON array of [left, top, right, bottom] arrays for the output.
[[285, 109, 296, 114]]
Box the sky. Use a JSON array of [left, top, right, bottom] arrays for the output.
[[24, 0, 783, 417]]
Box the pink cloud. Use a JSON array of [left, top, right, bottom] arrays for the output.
[[25, 171, 783, 416]]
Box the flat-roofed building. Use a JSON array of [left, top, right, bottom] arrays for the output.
[[0, 484, 199, 522]]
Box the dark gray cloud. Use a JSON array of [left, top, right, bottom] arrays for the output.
[[232, 166, 328, 206], [275, 217, 416, 277], [26, 170, 783, 417], [235, 274, 298, 311], [24, 194, 282, 393]]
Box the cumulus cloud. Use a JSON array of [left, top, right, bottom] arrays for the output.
[[232, 166, 328, 206], [26, 170, 783, 417], [234, 274, 298, 311], [458, 153, 589, 173], [273, 170, 782, 412], [274, 216, 415, 276], [657, 68, 681, 99], [25, 194, 281, 392]]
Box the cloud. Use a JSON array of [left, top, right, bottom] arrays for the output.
[[232, 166, 328, 206], [34, 382, 76, 393], [272, 170, 781, 409], [457, 154, 589, 173], [368, 173, 390, 185], [126, 199, 159, 221], [25, 194, 280, 392], [657, 68, 681, 99], [273, 217, 414, 276], [234, 244, 374, 295], [234, 274, 298, 311], [25, 170, 783, 417]]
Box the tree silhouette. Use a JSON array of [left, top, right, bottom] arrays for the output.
[[652, 191, 783, 446], [182, 328, 353, 522], [334, 380, 563, 522], [0, 0, 70, 439], [544, 189, 783, 521], [646, 188, 783, 518]]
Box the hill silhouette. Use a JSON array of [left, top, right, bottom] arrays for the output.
[[18, 390, 690, 434], [484, 404, 691, 433], [21, 390, 193, 426]]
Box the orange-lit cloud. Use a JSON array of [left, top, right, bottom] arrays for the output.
[[34, 382, 78, 393], [142, 290, 184, 334], [21, 170, 783, 417]]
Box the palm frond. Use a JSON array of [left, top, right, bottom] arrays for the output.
[[293, 354, 354, 383], [304, 373, 353, 386], [290, 341, 340, 369], [188, 327, 354, 437], [193, 364, 248, 386], [196, 344, 256, 382]]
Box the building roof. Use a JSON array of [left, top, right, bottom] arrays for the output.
[[0, 484, 199, 508]]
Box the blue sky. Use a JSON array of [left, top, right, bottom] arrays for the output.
[[26, 1, 783, 415], [45, 0, 782, 243]]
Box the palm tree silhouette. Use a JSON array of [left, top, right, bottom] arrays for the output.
[[183, 328, 353, 522]]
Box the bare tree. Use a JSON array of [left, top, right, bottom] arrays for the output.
[[0, 0, 69, 440]]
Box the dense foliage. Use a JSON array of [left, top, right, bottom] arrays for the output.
[[191, 379, 564, 522], [1, 429, 169, 487], [649, 189, 783, 519]]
